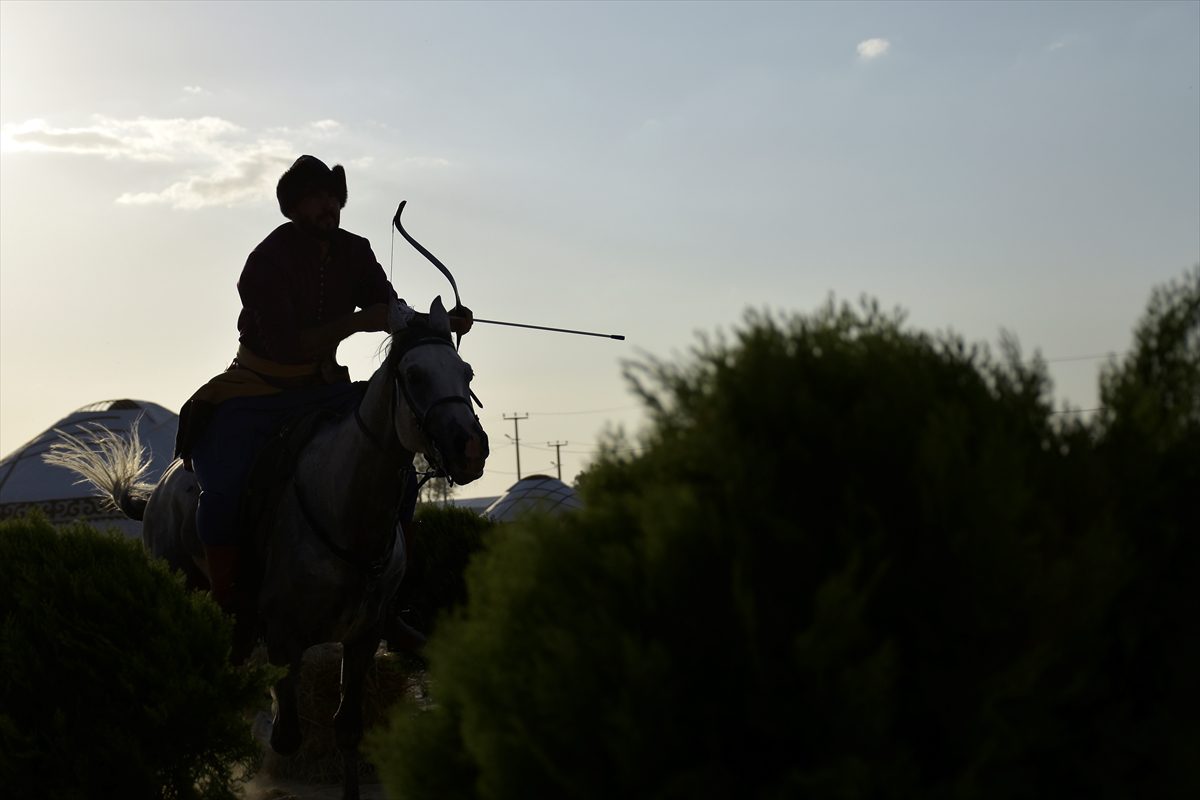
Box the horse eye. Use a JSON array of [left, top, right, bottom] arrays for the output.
[[405, 366, 426, 385]]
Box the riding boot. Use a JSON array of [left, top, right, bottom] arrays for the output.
[[204, 544, 241, 615], [204, 545, 255, 663]]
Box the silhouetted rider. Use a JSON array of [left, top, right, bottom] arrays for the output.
[[174, 155, 471, 640]]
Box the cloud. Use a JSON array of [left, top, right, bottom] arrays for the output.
[[310, 119, 342, 134], [8, 127, 127, 153], [117, 152, 293, 210], [0, 115, 450, 209], [857, 38, 890, 61], [1, 116, 243, 163], [183, 85, 211, 95]]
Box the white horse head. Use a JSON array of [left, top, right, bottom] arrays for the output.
[[388, 296, 488, 484]]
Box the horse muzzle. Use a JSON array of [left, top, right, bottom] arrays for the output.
[[427, 409, 488, 485], [447, 427, 488, 485]]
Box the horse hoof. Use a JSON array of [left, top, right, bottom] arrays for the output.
[[270, 720, 302, 756]]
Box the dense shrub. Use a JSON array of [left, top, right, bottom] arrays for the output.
[[391, 504, 496, 640], [370, 272, 1198, 799], [1088, 265, 1200, 793], [0, 515, 276, 800]]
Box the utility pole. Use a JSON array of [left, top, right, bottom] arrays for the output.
[[547, 441, 568, 480], [503, 413, 529, 479]]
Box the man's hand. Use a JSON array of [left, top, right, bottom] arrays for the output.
[[449, 303, 474, 336], [298, 305, 386, 360], [358, 303, 391, 333], [389, 299, 415, 333]]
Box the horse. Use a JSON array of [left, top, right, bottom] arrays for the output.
[[46, 297, 489, 800]]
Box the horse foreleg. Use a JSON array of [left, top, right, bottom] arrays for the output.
[[334, 633, 380, 800], [267, 638, 304, 757]]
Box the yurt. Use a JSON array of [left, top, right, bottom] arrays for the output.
[[484, 474, 582, 522], [0, 399, 179, 539]]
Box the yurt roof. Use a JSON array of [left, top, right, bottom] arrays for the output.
[[452, 495, 502, 515], [484, 474, 582, 522], [0, 399, 179, 537]]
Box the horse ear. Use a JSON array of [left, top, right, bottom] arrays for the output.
[[429, 296, 451, 335]]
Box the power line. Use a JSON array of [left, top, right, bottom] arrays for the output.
[[517, 405, 640, 417], [1044, 352, 1123, 364], [520, 440, 642, 454]]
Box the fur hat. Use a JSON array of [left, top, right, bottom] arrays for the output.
[[276, 155, 347, 219]]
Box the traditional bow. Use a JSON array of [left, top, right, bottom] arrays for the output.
[[392, 201, 626, 344], [393, 200, 468, 350]]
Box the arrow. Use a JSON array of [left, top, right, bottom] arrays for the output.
[[474, 318, 625, 340]]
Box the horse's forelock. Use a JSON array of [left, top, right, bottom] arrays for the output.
[[384, 325, 453, 370]]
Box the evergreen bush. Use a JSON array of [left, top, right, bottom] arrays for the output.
[[0, 515, 276, 800], [370, 271, 1198, 799], [1087, 265, 1200, 794], [392, 504, 496, 639]]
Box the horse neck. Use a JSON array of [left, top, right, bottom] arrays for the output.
[[296, 368, 414, 544]]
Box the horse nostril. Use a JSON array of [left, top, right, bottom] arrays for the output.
[[462, 434, 482, 461], [454, 428, 488, 463]]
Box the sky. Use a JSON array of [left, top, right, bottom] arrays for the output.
[[1, 0, 1198, 500]]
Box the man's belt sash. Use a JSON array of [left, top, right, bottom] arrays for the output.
[[174, 346, 349, 460]]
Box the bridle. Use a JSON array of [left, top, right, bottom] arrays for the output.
[[303, 333, 480, 575], [394, 335, 480, 482], [354, 333, 481, 485]]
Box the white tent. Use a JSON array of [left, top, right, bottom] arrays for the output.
[[0, 399, 179, 539], [484, 474, 583, 522]]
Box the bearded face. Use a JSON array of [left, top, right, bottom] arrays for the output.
[[291, 187, 341, 240]]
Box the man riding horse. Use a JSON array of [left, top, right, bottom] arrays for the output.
[[174, 155, 472, 641]]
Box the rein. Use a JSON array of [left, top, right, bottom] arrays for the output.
[[293, 480, 399, 577], [353, 406, 389, 450]]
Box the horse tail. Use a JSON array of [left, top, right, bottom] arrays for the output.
[[42, 422, 155, 521]]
